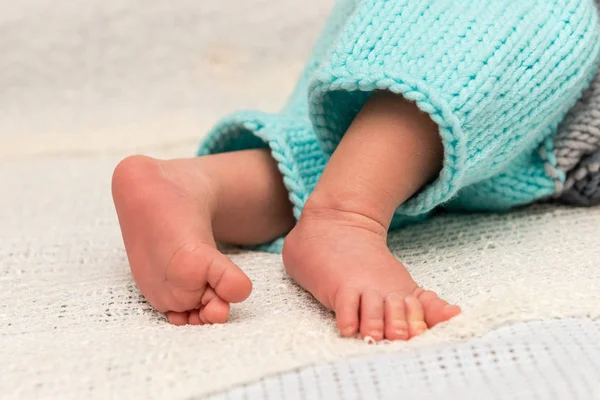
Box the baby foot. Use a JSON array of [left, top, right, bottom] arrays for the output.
[[283, 207, 460, 341], [112, 155, 252, 325]]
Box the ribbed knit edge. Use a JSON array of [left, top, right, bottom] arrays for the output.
[[197, 111, 315, 253], [309, 70, 468, 217], [197, 109, 431, 252]]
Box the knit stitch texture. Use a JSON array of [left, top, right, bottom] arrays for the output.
[[198, 0, 600, 252], [551, 66, 600, 206]]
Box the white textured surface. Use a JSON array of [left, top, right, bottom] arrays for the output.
[[1, 150, 599, 399], [212, 318, 600, 400], [2, 2, 600, 399], [0, 0, 334, 156]]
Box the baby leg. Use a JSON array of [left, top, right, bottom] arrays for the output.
[[112, 150, 295, 325], [283, 92, 461, 341]]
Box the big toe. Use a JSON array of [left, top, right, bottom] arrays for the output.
[[418, 290, 461, 328], [206, 252, 253, 304], [167, 245, 253, 306]]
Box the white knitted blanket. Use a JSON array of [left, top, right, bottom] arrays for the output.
[[1, 1, 599, 398], [1, 150, 599, 398]]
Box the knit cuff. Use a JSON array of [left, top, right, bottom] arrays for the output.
[[197, 111, 331, 253], [308, 0, 600, 215]]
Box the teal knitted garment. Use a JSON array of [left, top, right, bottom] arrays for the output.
[[198, 0, 600, 253]]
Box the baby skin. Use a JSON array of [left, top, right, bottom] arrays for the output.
[[112, 92, 461, 341]]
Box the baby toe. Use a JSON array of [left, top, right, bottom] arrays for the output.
[[359, 291, 385, 342], [334, 287, 360, 337], [198, 307, 209, 324], [417, 290, 461, 328], [188, 309, 203, 325], [384, 294, 409, 341], [405, 295, 427, 338], [441, 305, 462, 322], [167, 311, 190, 326], [206, 252, 253, 304], [201, 287, 231, 324], [204, 298, 231, 325]]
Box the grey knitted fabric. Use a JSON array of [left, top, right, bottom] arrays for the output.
[[551, 64, 600, 206], [559, 153, 600, 206]]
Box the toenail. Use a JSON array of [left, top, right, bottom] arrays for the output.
[[369, 331, 383, 340], [414, 326, 427, 335], [342, 326, 356, 336]]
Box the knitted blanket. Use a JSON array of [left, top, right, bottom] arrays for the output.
[[1, 150, 599, 398]]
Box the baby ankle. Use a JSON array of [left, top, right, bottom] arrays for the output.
[[302, 194, 389, 238]]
